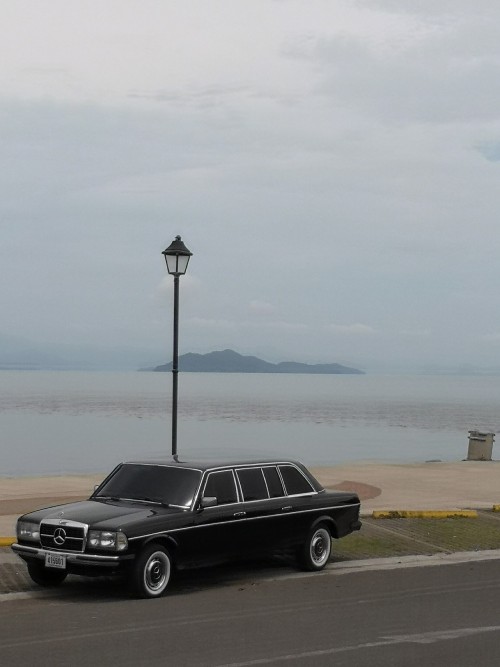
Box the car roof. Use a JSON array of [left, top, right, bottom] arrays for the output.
[[117, 458, 324, 493], [123, 457, 305, 472]]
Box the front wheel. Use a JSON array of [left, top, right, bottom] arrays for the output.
[[27, 561, 67, 587], [131, 544, 172, 599], [298, 524, 332, 571]]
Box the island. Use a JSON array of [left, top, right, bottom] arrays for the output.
[[152, 349, 364, 374]]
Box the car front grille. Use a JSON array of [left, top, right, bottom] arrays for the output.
[[40, 520, 87, 552]]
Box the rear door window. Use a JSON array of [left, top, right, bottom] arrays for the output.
[[279, 465, 315, 496], [262, 466, 285, 498], [236, 468, 269, 501]]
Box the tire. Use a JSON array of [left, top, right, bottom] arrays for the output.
[[27, 561, 67, 587], [131, 544, 172, 599], [298, 524, 332, 571]]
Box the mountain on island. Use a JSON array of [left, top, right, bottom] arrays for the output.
[[153, 349, 364, 374]]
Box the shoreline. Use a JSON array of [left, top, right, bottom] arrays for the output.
[[3, 455, 496, 480], [2, 460, 500, 522]]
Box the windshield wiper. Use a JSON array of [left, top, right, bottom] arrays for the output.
[[132, 496, 171, 508], [94, 495, 121, 502]]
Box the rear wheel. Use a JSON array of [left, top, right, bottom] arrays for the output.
[[27, 561, 67, 587], [131, 544, 172, 598], [298, 524, 332, 571]]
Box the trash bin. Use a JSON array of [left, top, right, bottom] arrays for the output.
[[467, 431, 495, 461]]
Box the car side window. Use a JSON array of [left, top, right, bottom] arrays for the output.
[[262, 466, 285, 498], [203, 471, 238, 505], [279, 465, 315, 495], [236, 468, 269, 501]]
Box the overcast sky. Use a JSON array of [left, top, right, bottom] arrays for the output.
[[2, 0, 500, 372]]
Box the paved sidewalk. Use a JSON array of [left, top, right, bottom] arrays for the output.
[[311, 460, 500, 512], [1, 461, 500, 538]]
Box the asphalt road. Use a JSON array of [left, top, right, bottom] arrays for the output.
[[1, 559, 500, 666]]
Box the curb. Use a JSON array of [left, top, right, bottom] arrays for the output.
[[372, 510, 478, 519], [0, 538, 15, 547]]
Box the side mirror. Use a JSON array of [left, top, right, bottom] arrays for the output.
[[200, 496, 218, 509]]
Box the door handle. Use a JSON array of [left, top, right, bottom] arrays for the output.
[[233, 511, 246, 518], [281, 506, 292, 512]]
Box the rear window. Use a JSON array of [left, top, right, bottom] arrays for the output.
[[279, 465, 314, 496]]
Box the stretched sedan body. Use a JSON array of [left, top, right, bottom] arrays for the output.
[[12, 458, 361, 598]]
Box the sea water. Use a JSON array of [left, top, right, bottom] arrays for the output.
[[1, 371, 499, 476]]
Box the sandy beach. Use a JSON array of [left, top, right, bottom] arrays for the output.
[[2, 461, 500, 538]]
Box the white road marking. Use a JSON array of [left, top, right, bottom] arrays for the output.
[[216, 625, 500, 666]]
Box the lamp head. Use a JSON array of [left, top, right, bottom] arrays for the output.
[[162, 236, 192, 275]]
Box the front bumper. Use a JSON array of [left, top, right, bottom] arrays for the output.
[[11, 542, 134, 571]]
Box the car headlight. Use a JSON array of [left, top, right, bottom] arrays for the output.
[[87, 530, 128, 551], [17, 521, 40, 542]]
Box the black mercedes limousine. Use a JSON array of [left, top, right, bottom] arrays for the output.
[[12, 458, 361, 598]]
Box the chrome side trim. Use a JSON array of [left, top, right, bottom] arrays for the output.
[[243, 504, 352, 521], [198, 499, 243, 510], [127, 502, 360, 541], [242, 492, 317, 504], [124, 463, 204, 473]]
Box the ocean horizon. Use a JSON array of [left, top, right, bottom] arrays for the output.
[[1, 370, 499, 477]]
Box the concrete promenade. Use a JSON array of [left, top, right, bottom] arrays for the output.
[[1, 461, 500, 540]]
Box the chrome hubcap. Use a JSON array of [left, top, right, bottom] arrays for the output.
[[310, 529, 330, 566], [145, 552, 170, 592]]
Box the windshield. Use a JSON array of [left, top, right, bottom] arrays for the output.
[[94, 464, 202, 508]]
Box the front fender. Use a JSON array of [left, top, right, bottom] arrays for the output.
[[139, 534, 179, 555]]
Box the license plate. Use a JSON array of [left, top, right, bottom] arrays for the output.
[[45, 553, 66, 569]]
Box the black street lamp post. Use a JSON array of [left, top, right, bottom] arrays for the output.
[[162, 235, 192, 458]]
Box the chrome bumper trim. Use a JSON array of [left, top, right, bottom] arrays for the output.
[[11, 543, 132, 564]]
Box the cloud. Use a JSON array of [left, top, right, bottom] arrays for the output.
[[156, 274, 200, 298], [398, 328, 432, 338], [278, 2, 500, 126], [481, 333, 500, 343], [327, 323, 377, 336], [185, 317, 239, 331], [248, 300, 275, 316], [2, 2, 500, 370], [128, 83, 251, 108], [477, 142, 500, 162], [187, 316, 307, 333]]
